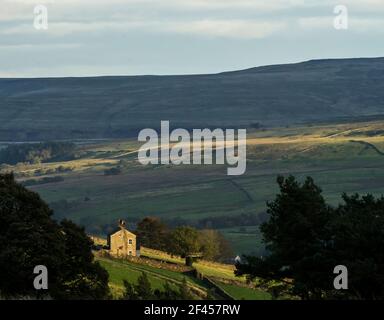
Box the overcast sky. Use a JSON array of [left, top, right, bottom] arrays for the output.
[[1, 0, 384, 77]]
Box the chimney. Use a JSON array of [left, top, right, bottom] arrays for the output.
[[118, 219, 126, 229]]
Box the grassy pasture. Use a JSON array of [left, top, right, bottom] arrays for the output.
[[97, 257, 204, 298], [97, 258, 174, 297], [96, 249, 270, 300], [218, 226, 264, 256], [213, 282, 271, 300]]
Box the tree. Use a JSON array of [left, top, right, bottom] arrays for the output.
[[199, 230, 220, 261], [199, 229, 233, 262], [0, 173, 65, 298], [326, 193, 384, 299], [136, 217, 169, 251], [122, 281, 138, 300], [122, 272, 153, 300], [236, 175, 332, 299], [55, 220, 110, 300], [154, 282, 179, 300], [123, 275, 196, 300], [217, 232, 235, 262], [135, 272, 153, 300], [169, 226, 201, 258], [236, 175, 384, 300], [0, 173, 110, 299]]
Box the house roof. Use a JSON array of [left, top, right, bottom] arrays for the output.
[[107, 227, 123, 237], [107, 227, 137, 247]]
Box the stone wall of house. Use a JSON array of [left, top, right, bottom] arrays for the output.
[[109, 229, 136, 257]]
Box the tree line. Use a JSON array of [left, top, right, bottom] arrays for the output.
[[93, 212, 267, 238], [0, 141, 76, 165], [135, 217, 234, 263], [121, 272, 196, 300]]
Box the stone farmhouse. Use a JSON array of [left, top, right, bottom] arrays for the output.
[[107, 219, 139, 257]]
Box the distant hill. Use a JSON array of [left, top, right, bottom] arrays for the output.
[[1, 57, 384, 141]]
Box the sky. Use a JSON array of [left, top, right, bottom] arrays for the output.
[[0, 0, 384, 77]]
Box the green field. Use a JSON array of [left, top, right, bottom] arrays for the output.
[[218, 226, 264, 256], [98, 258, 172, 296], [214, 282, 271, 300], [97, 257, 206, 298], [4, 120, 384, 255]]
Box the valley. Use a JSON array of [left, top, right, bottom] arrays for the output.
[[2, 119, 384, 256]]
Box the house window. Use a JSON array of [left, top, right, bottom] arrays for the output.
[[128, 239, 133, 245], [129, 251, 132, 256]]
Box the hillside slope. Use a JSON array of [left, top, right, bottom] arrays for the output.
[[1, 57, 384, 141], [94, 247, 272, 300]]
